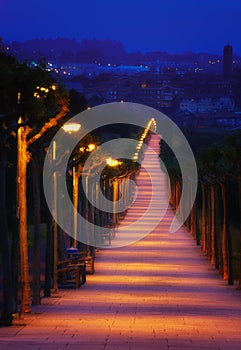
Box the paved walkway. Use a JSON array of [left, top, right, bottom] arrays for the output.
[[1, 135, 241, 349]]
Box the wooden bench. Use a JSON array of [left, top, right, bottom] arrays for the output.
[[57, 259, 86, 288], [99, 225, 116, 246], [67, 251, 95, 275]]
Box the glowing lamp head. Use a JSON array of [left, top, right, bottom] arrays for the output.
[[87, 143, 96, 152], [62, 123, 81, 133], [106, 157, 122, 167]]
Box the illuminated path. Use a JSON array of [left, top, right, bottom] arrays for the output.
[[1, 135, 241, 349]]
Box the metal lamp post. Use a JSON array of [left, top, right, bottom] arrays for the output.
[[52, 122, 81, 292]]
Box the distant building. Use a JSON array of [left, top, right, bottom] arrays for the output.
[[180, 96, 235, 113], [174, 110, 241, 130], [139, 84, 184, 109], [223, 45, 233, 80]]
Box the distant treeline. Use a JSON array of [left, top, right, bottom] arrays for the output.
[[2, 37, 226, 65]]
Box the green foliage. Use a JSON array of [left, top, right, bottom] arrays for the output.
[[159, 139, 181, 179], [197, 130, 241, 178], [102, 158, 140, 180], [15, 64, 68, 131], [0, 53, 18, 115], [69, 89, 87, 115], [0, 51, 69, 142]]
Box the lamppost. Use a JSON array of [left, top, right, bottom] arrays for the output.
[[72, 143, 97, 249], [106, 158, 122, 228], [52, 140, 58, 292], [52, 122, 81, 292]]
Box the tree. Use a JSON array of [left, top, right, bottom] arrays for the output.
[[0, 51, 18, 325], [0, 126, 14, 326], [197, 137, 240, 285], [220, 132, 241, 287], [69, 89, 87, 115], [0, 54, 69, 314], [16, 74, 69, 313]]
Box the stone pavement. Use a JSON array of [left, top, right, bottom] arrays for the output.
[[1, 134, 241, 349]]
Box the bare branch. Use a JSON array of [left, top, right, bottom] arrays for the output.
[[26, 103, 69, 148]]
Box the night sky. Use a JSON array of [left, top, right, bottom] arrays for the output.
[[1, 0, 241, 54]]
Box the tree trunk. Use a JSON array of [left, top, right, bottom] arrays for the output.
[[201, 183, 207, 253], [221, 180, 233, 284], [18, 125, 31, 314], [184, 180, 191, 231], [221, 182, 228, 280], [237, 177, 241, 289], [169, 176, 174, 207], [31, 153, 41, 305], [44, 206, 53, 297], [171, 176, 176, 210], [11, 216, 19, 312], [193, 197, 198, 243], [206, 186, 211, 260], [113, 179, 118, 225], [214, 184, 220, 271], [195, 185, 200, 245], [190, 181, 197, 241], [176, 179, 179, 213], [211, 185, 216, 266], [72, 167, 78, 248], [0, 146, 14, 326]]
